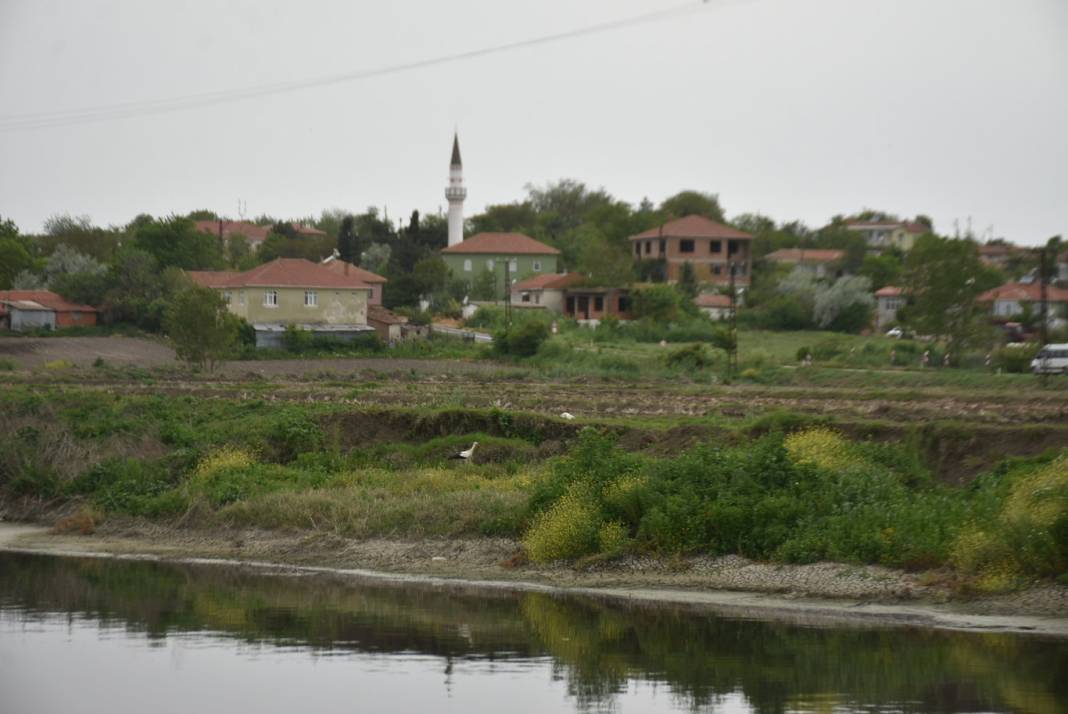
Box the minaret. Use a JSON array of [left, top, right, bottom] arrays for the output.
[[445, 133, 466, 247]]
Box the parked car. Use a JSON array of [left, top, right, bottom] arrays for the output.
[[1031, 344, 1068, 375]]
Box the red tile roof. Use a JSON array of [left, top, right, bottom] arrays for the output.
[[441, 232, 560, 255], [764, 248, 845, 264], [695, 293, 731, 308], [321, 258, 387, 284], [874, 286, 904, 298], [291, 223, 327, 237], [631, 215, 752, 241], [512, 272, 585, 291], [0, 290, 98, 313], [977, 282, 1068, 304], [188, 259, 372, 290], [367, 305, 408, 325], [193, 220, 271, 242]]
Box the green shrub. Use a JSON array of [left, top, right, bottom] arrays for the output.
[[598, 521, 629, 554], [992, 344, 1039, 373], [0, 358, 16, 371], [952, 454, 1068, 581], [666, 343, 715, 370], [495, 320, 550, 357]]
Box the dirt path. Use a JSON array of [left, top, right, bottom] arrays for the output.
[[2, 523, 1065, 637]]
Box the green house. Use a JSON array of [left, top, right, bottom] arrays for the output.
[[441, 232, 560, 299]]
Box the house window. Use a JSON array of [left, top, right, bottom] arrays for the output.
[[532, 260, 541, 272], [680, 239, 695, 253], [486, 259, 494, 271], [509, 259, 518, 274], [634, 242, 641, 256], [264, 290, 278, 307], [305, 290, 317, 307], [565, 296, 575, 314], [222, 290, 232, 305], [711, 240, 721, 253], [239, 291, 246, 305], [463, 259, 472, 272], [644, 241, 652, 255], [728, 240, 738, 255], [713, 264, 722, 275], [659, 240, 666, 254], [521, 292, 531, 303], [618, 296, 630, 312], [71, 311, 81, 321], [594, 297, 604, 312]]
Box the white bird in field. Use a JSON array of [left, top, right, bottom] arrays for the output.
[[560, 412, 575, 420], [450, 442, 479, 461]]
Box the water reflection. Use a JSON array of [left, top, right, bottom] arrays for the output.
[[1, 552, 1065, 713]]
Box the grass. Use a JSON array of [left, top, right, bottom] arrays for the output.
[[1, 382, 1067, 585]]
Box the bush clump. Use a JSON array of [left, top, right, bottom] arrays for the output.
[[783, 428, 867, 472], [523, 488, 602, 563], [952, 454, 1068, 586], [495, 321, 550, 357]]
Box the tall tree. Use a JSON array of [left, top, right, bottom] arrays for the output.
[[164, 286, 240, 372], [337, 215, 357, 263], [134, 216, 224, 270], [0, 239, 32, 289], [901, 235, 998, 360], [659, 191, 725, 223]]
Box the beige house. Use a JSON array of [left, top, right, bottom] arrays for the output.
[[845, 219, 926, 252], [764, 248, 845, 279], [629, 215, 753, 286], [874, 286, 905, 330], [694, 293, 731, 320], [188, 258, 373, 348], [510, 272, 585, 313]]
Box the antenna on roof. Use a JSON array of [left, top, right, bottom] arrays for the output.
[[237, 199, 247, 219]]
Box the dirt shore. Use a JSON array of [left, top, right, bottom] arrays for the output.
[[2, 522, 1065, 637]]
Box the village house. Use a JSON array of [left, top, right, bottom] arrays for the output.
[[0, 290, 98, 331], [563, 286, 632, 325], [188, 258, 374, 348], [194, 221, 326, 252], [628, 215, 753, 286], [874, 286, 905, 331], [694, 293, 731, 321], [194, 220, 271, 252], [844, 219, 926, 252], [764, 248, 845, 279], [977, 242, 1024, 270], [321, 254, 387, 306], [509, 272, 585, 312], [977, 282, 1068, 329], [440, 232, 560, 297]]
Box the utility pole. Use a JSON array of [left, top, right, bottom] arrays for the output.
[[503, 259, 512, 327], [727, 261, 738, 380]]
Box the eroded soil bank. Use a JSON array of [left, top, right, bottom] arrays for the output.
[[2, 522, 1065, 636]]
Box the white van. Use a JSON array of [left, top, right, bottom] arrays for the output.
[[1031, 344, 1068, 375]]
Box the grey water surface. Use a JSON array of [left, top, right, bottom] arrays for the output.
[[1, 552, 1065, 714]]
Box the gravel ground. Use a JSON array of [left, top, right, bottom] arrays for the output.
[[4, 521, 1066, 624]]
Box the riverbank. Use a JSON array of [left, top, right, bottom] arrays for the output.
[[2, 522, 1066, 636]]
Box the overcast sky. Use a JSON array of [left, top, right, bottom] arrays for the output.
[[1, 0, 1065, 244]]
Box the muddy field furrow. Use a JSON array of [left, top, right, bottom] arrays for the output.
[[6, 376, 1068, 424]]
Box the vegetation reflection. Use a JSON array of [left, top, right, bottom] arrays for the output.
[[1, 553, 1065, 714]]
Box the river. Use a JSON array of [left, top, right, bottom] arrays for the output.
[[1, 551, 1065, 713]]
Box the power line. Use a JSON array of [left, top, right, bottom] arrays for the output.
[[0, 1, 727, 132]]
